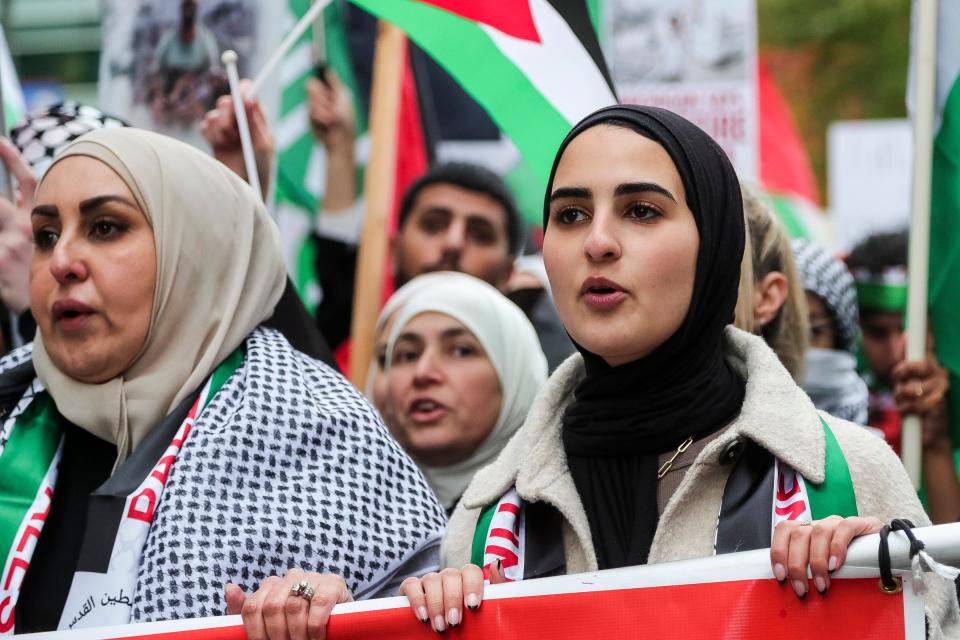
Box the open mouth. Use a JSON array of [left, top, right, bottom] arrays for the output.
[[51, 299, 95, 328], [408, 398, 448, 423], [580, 277, 627, 309]]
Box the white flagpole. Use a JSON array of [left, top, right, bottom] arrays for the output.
[[902, 0, 940, 488], [249, 0, 334, 98], [221, 50, 262, 202], [0, 48, 14, 200]]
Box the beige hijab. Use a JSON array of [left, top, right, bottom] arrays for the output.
[[32, 128, 286, 461]]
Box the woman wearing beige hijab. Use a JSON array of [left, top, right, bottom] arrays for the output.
[[0, 128, 445, 634]]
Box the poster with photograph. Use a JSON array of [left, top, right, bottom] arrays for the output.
[[605, 0, 758, 178], [99, 0, 282, 147]]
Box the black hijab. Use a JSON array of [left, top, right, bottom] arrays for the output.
[[544, 105, 746, 569]]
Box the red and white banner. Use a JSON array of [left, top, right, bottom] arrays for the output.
[[18, 545, 925, 640]]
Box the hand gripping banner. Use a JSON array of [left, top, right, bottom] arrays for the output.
[[17, 523, 960, 640]]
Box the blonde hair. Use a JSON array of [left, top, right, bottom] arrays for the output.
[[734, 184, 809, 381]]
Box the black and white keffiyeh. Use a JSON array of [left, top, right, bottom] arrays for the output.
[[0, 328, 446, 623], [791, 240, 867, 425], [11, 101, 129, 177], [791, 239, 859, 354]]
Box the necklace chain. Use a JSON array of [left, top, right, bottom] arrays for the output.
[[657, 436, 694, 479]]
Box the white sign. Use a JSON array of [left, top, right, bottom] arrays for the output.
[[604, 0, 759, 179], [827, 119, 912, 252]]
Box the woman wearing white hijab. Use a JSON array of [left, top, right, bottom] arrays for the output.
[[0, 128, 445, 634], [377, 272, 548, 512]]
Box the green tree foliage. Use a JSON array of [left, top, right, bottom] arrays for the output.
[[758, 0, 911, 195]]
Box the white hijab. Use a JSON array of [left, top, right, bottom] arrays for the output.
[[32, 128, 286, 462], [382, 272, 547, 509]]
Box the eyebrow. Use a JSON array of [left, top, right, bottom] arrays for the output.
[[79, 195, 140, 214], [549, 187, 591, 203], [395, 327, 473, 344], [549, 182, 679, 204], [614, 182, 678, 203], [440, 327, 471, 340], [31, 205, 58, 218], [394, 332, 424, 345]]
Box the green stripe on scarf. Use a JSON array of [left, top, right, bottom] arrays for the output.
[[0, 393, 62, 565], [807, 418, 858, 519], [209, 347, 244, 400], [470, 501, 498, 567], [855, 281, 908, 314]]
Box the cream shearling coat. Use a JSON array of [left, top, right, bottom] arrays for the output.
[[443, 327, 960, 638]]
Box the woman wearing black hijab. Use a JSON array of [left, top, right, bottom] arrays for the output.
[[391, 106, 956, 635], [235, 105, 957, 638]]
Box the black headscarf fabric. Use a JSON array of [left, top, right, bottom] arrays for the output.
[[544, 105, 746, 569]]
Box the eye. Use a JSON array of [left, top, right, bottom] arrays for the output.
[[418, 212, 449, 234], [451, 343, 479, 358], [552, 207, 588, 226], [392, 346, 421, 365], [91, 219, 127, 239], [466, 221, 498, 246], [625, 202, 662, 222], [32, 228, 59, 250]]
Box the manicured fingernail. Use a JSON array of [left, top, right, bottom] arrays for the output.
[[447, 608, 460, 627], [466, 593, 480, 609], [433, 614, 446, 633], [828, 555, 838, 572], [814, 576, 827, 594], [793, 580, 807, 598], [417, 606, 428, 623], [774, 563, 786, 583]]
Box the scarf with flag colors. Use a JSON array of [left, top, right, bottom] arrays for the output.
[[472, 418, 857, 579], [0, 349, 242, 634]]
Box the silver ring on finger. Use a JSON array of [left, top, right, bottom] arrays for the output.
[[290, 580, 314, 601], [799, 521, 812, 526]]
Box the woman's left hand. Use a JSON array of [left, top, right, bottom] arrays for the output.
[[770, 515, 883, 598], [224, 569, 353, 640]]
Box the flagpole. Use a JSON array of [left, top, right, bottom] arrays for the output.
[[903, 0, 939, 488], [0, 47, 14, 200], [221, 50, 263, 202], [249, 0, 333, 98], [348, 22, 406, 387]]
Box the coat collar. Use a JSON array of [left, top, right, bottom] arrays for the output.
[[460, 326, 827, 511]]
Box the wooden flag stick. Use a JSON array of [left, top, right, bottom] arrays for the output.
[[903, 0, 939, 488], [348, 22, 406, 388]]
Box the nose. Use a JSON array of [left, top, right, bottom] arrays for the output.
[[583, 211, 621, 262], [442, 219, 467, 254], [412, 347, 443, 387], [49, 235, 89, 284]]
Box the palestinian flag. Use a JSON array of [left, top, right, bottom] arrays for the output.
[[348, 0, 618, 192], [757, 61, 831, 247], [920, 1, 960, 463]]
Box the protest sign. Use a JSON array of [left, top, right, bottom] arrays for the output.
[[18, 544, 927, 640], [605, 0, 759, 179]]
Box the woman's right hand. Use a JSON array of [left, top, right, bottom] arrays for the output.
[[400, 562, 504, 633], [225, 569, 353, 640]]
